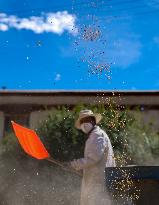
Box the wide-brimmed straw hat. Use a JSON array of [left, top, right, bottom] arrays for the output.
[[75, 109, 102, 129]]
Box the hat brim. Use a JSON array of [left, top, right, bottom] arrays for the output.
[[75, 113, 102, 129]]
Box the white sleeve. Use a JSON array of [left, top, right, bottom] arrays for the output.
[[70, 134, 107, 170]]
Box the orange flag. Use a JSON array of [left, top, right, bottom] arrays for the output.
[[11, 121, 50, 160]]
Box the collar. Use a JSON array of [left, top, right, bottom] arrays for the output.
[[87, 125, 98, 136]]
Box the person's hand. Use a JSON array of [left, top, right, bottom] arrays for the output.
[[62, 161, 82, 176], [62, 161, 72, 169], [69, 159, 80, 170]]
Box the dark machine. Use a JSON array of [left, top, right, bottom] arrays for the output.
[[105, 166, 159, 205]]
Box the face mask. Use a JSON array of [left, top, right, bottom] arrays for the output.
[[80, 123, 93, 134]]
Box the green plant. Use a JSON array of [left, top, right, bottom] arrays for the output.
[[37, 107, 85, 161], [1, 105, 159, 166], [0, 133, 26, 160], [38, 105, 159, 166], [125, 112, 159, 165], [37, 105, 130, 163]]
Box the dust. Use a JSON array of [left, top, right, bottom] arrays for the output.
[[0, 153, 81, 205]]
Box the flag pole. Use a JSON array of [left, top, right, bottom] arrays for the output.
[[46, 158, 82, 177]]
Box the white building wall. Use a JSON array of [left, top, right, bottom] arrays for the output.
[[129, 110, 159, 131], [29, 109, 159, 131], [0, 111, 4, 139], [142, 110, 159, 131], [29, 110, 53, 130]]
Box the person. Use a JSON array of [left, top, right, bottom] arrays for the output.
[[70, 109, 116, 205]]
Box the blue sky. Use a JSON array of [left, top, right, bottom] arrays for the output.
[[0, 0, 159, 90]]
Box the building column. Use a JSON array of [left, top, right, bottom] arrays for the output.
[[29, 110, 52, 130], [0, 112, 4, 139]]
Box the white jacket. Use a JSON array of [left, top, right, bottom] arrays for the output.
[[71, 126, 116, 205]]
